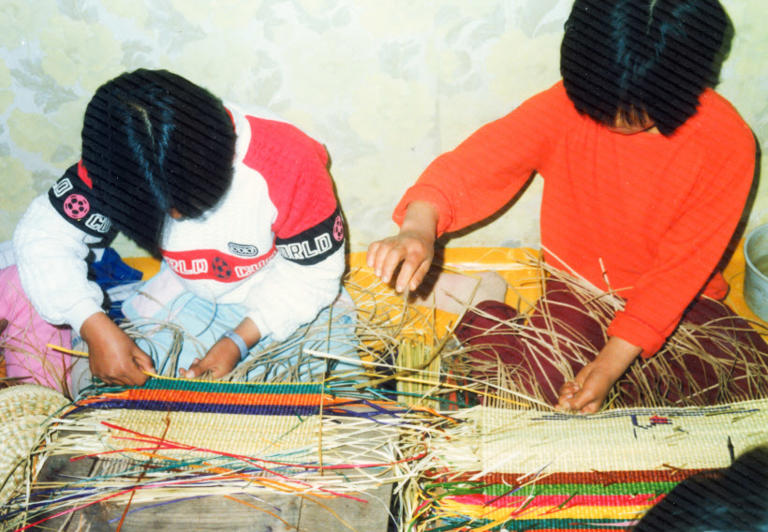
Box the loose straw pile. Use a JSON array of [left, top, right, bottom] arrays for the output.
[[2, 256, 768, 531]]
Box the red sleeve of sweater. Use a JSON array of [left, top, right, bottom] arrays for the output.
[[607, 93, 756, 357], [243, 116, 337, 239], [393, 82, 569, 235], [242, 117, 344, 266]]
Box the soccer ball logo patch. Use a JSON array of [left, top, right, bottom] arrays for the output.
[[62, 194, 90, 220], [211, 256, 232, 280], [332, 215, 344, 242]]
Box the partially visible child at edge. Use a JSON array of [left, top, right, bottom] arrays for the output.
[[367, 0, 768, 414], [0, 69, 352, 394], [634, 446, 768, 531]]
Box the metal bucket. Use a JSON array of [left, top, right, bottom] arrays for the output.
[[744, 223, 768, 322]]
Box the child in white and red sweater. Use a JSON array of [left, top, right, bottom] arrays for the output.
[[2, 69, 353, 392]]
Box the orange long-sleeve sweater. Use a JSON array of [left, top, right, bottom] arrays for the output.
[[394, 81, 755, 357]]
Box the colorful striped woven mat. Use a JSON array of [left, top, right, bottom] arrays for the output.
[[0, 377, 415, 530], [54, 377, 411, 465], [411, 399, 768, 531]]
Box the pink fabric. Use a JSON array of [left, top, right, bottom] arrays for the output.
[[0, 265, 73, 393]]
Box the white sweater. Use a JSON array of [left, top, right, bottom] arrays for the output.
[[13, 106, 345, 341]]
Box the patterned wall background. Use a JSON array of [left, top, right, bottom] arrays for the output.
[[0, 0, 766, 258]]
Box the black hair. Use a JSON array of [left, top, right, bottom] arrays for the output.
[[634, 446, 768, 531], [561, 0, 730, 136], [81, 69, 236, 254]]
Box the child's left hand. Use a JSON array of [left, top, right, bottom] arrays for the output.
[[179, 318, 261, 380], [556, 336, 642, 414], [179, 340, 240, 380]]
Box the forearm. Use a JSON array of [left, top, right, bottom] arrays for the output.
[[399, 201, 439, 240], [232, 317, 262, 349], [595, 336, 643, 380]]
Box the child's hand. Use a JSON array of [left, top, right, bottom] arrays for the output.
[[367, 231, 435, 293], [557, 362, 616, 414], [180, 319, 260, 380], [81, 313, 155, 386], [367, 201, 439, 293], [556, 336, 642, 414], [179, 339, 240, 380]]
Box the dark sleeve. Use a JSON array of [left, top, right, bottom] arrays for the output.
[[48, 164, 117, 246]]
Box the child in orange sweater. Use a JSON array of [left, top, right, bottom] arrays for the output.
[[368, 0, 768, 412]]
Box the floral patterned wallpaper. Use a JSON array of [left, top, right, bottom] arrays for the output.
[[0, 0, 766, 257]]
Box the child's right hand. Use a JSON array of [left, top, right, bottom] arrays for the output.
[[556, 337, 642, 414], [367, 230, 435, 293], [80, 313, 155, 386], [366, 201, 439, 293]]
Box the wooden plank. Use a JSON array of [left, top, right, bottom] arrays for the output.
[[31, 456, 392, 532], [80, 494, 302, 532], [298, 484, 393, 532]]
